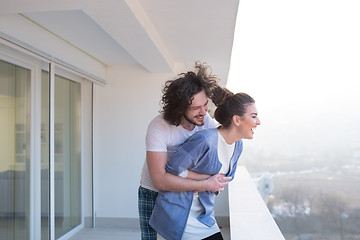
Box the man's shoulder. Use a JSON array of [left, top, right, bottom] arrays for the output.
[[148, 114, 170, 129], [147, 114, 182, 139], [146, 114, 171, 151]]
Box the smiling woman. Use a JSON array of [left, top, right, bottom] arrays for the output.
[[227, 0, 360, 238]]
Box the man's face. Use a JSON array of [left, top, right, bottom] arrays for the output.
[[183, 90, 208, 127]]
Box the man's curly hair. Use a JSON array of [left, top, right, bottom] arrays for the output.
[[161, 62, 220, 126]]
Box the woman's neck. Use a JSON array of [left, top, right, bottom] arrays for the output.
[[217, 127, 239, 145]]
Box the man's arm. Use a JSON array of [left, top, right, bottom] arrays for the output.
[[186, 170, 211, 180], [147, 151, 229, 192]]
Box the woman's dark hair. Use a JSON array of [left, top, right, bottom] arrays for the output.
[[161, 62, 219, 126], [212, 86, 255, 128]]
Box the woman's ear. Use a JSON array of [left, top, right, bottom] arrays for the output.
[[232, 115, 241, 126]]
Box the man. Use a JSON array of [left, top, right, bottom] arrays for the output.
[[138, 62, 230, 240]]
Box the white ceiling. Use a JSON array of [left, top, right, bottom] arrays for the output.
[[0, 0, 239, 82]]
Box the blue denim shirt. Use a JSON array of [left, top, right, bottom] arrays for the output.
[[149, 128, 243, 240]]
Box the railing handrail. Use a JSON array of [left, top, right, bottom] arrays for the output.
[[228, 166, 285, 240]]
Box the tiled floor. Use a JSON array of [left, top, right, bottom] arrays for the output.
[[69, 227, 230, 240]]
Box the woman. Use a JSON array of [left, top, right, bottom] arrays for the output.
[[149, 87, 261, 240]]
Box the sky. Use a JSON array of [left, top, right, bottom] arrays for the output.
[[227, 0, 360, 159]]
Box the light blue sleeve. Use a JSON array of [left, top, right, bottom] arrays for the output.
[[166, 133, 207, 175], [227, 140, 243, 180]]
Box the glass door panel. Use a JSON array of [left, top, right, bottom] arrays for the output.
[[0, 59, 31, 240], [54, 74, 81, 239]]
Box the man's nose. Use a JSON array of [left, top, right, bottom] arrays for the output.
[[200, 106, 207, 115]]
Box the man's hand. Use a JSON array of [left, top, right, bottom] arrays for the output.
[[202, 173, 232, 192]]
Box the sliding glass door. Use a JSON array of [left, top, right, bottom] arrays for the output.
[[1, 47, 84, 240]]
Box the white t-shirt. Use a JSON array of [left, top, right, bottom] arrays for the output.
[[217, 132, 235, 175], [140, 113, 218, 191]]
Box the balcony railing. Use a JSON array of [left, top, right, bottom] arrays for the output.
[[228, 166, 285, 240]]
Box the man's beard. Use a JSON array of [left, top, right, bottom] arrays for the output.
[[183, 113, 205, 126]]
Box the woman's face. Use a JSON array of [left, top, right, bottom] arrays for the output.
[[238, 103, 261, 139]]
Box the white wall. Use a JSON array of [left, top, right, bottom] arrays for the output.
[[94, 63, 172, 218]]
